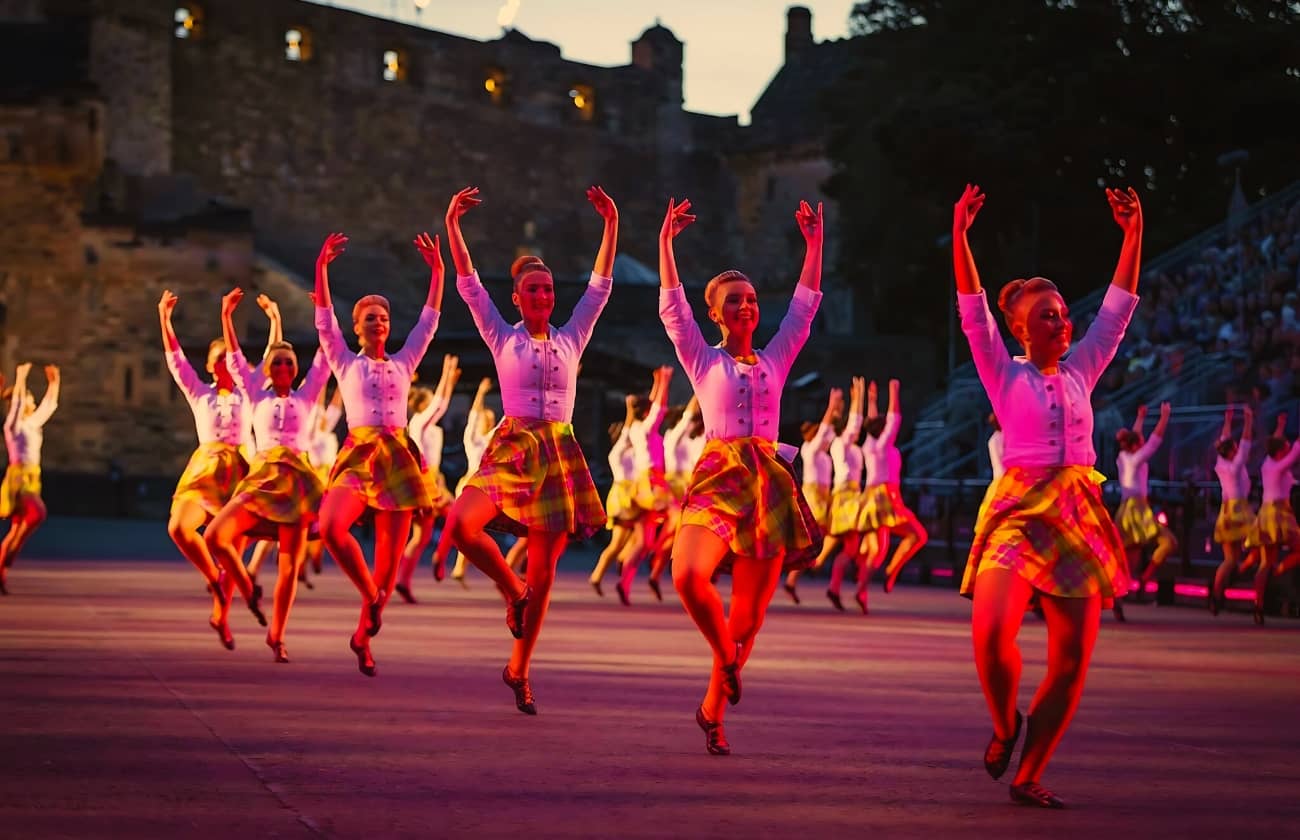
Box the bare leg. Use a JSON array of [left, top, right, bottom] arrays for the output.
[[882, 513, 928, 591], [247, 540, 275, 581], [1013, 591, 1101, 785], [318, 488, 379, 604], [672, 524, 735, 683], [269, 524, 308, 643], [1211, 541, 1242, 610], [506, 531, 568, 678], [505, 536, 529, 573], [702, 554, 783, 722], [590, 525, 632, 587], [971, 568, 1035, 744], [618, 516, 659, 602], [1254, 544, 1279, 623], [445, 487, 526, 601], [166, 499, 221, 585], [0, 496, 46, 568], [397, 510, 435, 591], [1138, 526, 1178, 592]]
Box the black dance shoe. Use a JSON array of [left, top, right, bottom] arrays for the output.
[[349, 635, 376, 677], [783, 581, 801, 604], [1253, 603, 1265, 625], [502, 666, 537, 715], [266, 635, 289, 664], [395, 583, 416, 605], [695, 706, 730, 756], [615, 580, 631, 607], [248, 583, 268, 628], [507, 585, 532, 639], [590, 579, 604, 598], [983, 710, 1022, 779], [1111, 602, 1127, 623], [209, 617, 235, 651], [365, 593, 384, 637], [826, 589, 844, 612], [1010, 781, 1065, 809], [854, 590, 868, 615], [721, 641, 743, 706], [648, 577, 664, 602]]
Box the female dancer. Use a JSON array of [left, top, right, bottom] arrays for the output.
[[205, 288, 330, 661], [823, 377, 865, 611], [0, 363, 58, 588], [589, 397, 637, 596], [443, 185, 616, 714], [782, 388, 841, 604], [1114, 401, 1175, 606], [435, 376, 495, 586], [647, 396, 704, 599], [395, 353, 460, 603], [660, 195, 824, 755], [304, 388, 344, 578], [616, 365, 675, 605], [1244, 413, 1300, 625], [1209, 406, 1255, 615], [857, 379, 929, 598], [159, 290, 270, 647], [954, 183, 1143, 808], [314, 230, 444, 676]]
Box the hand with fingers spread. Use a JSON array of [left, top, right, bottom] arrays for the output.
[[221, 287, 244, 317], [158, 290, 182, 352], [317, 232, 348, 266], [255, 293, 280, 319], [159, 289, 178, 317], [660, 197, 696, 243], [953, 183, 986, 235], [587, 185, 618, 223], [795, 200, 823, 248], [587, 186, 619, 278], [446, 186, 482, 224], [314, 232, 348, 309], [445, 187, 481, 278], [1107, 187, 1143, 234]]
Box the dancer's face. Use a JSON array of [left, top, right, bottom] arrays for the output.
[[513, 271, 555, 325], [1013, 290, 1072, 363], [266, 349, 298, 390], [710, 279, 759, 338], [206, 344, 234, 389], [20, 393, 35, 418], [354, 304, 390, 348]]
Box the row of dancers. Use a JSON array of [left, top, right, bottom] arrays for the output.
[[1, 182, 1282, 809]]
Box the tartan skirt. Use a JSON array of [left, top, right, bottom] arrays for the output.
[[680, 437, 821, 574], [605, 479, 637, 529], [328, 426, 431, 512], [0, 464, 41, 519], [802, 483, 832, 531], [173, 442, 249, 517], [1245, 500, 1300, 549], [857, 482, 909, 532], [420, 468, 455, 517], [631, 469, 675, 514], [230, 446, 325, 527], [668, 471, 691, 502], [1214, 498, 1256, 545], [466, 417, 605, 539], [828, 482, 862, 537], [961, 465, 1128, 603], [1116, 497, 1162, 547]]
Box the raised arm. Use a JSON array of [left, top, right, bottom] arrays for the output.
[[840, 377, 864, 443], [881, 379, 902, 448], [412, 231, 446, 312], [564, 188, 619, 352], [221, 288, 264, 396], [322, 388, 343, 432], [1220, 407, 1234, 444], [588, 185, 618, 279], [952, 184, 986, 295], [158, 291, 206, 401], [158, 290, 182, 354], [1132, 403, 1149, 435], [445, 187, 480, 278], [1107, 188, 1144, 295], [763, 200, 825, 372], [6, 363, 29, 430], [1277, 414, 1300, 470], [657, 198, 710, 380], [1151, 401, 1171, 440], [795, 200, 823, 294], [447, 188, 510, 352], [647, 366, 672, 429], [389, 232, 445, 368], [1135, 401, 1170, 462], [220, 287, 245, 359], [429, 355, 458, 424], [313, 232, 348, 310], [1242, 405, 1254, 442], [256, 294, 284, 362], [658, 198, 696, 291], [866, 380, 879, 421]]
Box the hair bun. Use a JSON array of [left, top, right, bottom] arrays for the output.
[[997, 279, 1027, 321], [510, 255, 550, 281]]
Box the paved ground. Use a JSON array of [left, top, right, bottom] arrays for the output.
[[1, 557, 1298, 839]]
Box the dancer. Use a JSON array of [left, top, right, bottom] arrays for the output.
[[0, 363, 58, 589], [395, 353, 460, 603], [1209, 406, 1256, 615], [1244, 413, 1300, 625], [443, 184, 617, 714], [954, 183, 1143, 808], [435, 376, 495, 586], [823, 377, 865, 611], [616, 365, 675, 605], [782, 388, 841, 603], [589, 397, 637, 596], [159, 290, 272, 647], [660, 195, 824, 755], [647, 396, 704, 598], [1114, 402, 1176, 607], [314, 230, 444, 676], [204, 288, 329, 662], [304, 387, 344, 577], [857, 378, 929, 599]]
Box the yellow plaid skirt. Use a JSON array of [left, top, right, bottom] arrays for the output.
[[0, 464, 41, 519], [232, 446, 325, 529], [605, 478, 637, 529], [828, 482, 862, 537], [680, 437, 821, 574], [420, 468, 454, 517], [466, 417, 605, 539], [802, 483, 831, 530], [1116, 496, 1161, 547], [1214, 498, 1256, 545], [857, 482, 909, 532], [172, 442, 249, 517], [961, 466, 1128, 603], [632, 469, 674, 514], [1246, 500, 1300, 549], [668, 471, 691, 502], [328, 426, 432, 512]]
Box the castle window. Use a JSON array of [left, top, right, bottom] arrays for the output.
[[568, 84, 595, 121], [382, 49, 407, 82], [484, 67, 508, 104], [285, 27, 312, 62], [174, 5, 203, 39]]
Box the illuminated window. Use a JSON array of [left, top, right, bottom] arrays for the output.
[[174, 5, 203, 39], [568, 84, 595, 121], [382, 49, 407, 82], [484, 67, 508, 104], [285, 27, 312, 62]]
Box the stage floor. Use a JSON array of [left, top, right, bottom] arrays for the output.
[[2, 561, 1297, 838]]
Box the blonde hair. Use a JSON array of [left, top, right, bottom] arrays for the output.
[[207, 338, 227, 357], [262, 341, 296, 374], [511, 255, 552, 291], [352, 294, 391, 324], [704, 270, 752, 309], [996, 276, 1059, 329], [409, 385, 434, 412]]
